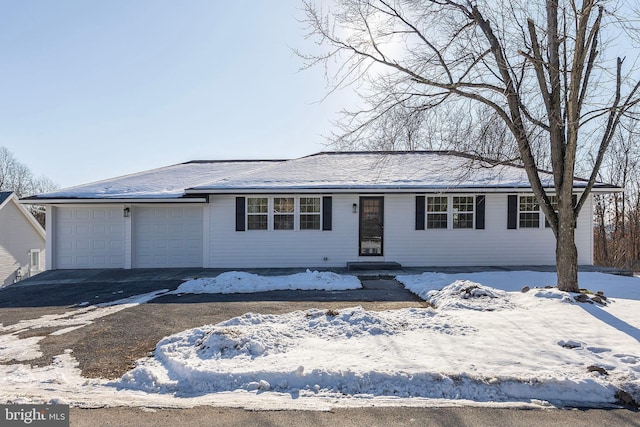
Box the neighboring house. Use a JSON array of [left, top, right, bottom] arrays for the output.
[[22, 152, 619, 271], [0, 192, 46, 286]]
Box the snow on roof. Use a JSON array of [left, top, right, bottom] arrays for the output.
[[189, 151, 563, 192], [27, 152, 615, 201], [30, 160, 282, 200]]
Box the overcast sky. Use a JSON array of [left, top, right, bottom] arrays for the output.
[[0, 1, 354, 188]]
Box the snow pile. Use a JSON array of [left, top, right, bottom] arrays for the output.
[[118, 307, 451, 395], [172, 270, 361, 294], [425, 280, 514, 311], [1, 271, 639, 409]]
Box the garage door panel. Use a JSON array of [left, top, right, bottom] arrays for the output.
[[133, 206, 203, 268], [55, 207, 125, 269]]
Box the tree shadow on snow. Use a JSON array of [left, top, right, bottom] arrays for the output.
[[578, 302, 640, 343]]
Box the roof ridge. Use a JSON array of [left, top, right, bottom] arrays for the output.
[[183, 159, 286, 164]]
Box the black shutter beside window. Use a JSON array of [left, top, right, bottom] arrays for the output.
[[235, 197, 245, 231], [475, 195, 485, 230], [322, 196, 332, 231], [415, 195, 425, 230], [507, 195, 518, 229]]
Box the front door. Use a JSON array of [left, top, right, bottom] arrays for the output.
[[359, 197, 384, 256]]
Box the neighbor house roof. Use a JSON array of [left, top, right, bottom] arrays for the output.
[[0, 191, 13, 205], [23, 151, 620, 203]]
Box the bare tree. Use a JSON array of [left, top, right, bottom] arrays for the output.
[[593, 120, 640, 270], [0, 146, 57, 226], [300, 0, 640, 291]]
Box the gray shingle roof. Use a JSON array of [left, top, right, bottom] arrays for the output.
[[25, 152, 619, 201], [0, 191, 14, 205]]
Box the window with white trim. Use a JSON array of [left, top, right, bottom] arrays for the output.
[[246, 196, 322, 231], [519, 196, 540, 228], [300, 197, 321, 230], [29, 249, 41, 274], [426, 196, 448, 229], [273, 197, 294, 230], [453, 196, 474, 229], [247, 197, 268, 230]]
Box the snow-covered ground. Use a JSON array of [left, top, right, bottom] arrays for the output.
[[0, 271, 639, 410]]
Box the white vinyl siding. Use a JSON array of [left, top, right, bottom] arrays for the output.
[[209, 194, 356, 268], [0, 199, 46, 287], [132, 206, 203, 268], [384, 193, 592, 266], [54, 206, 124, 269], [210, 193, 593, 268]]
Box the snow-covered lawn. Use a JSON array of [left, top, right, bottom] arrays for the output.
[[0, 271, 639, 410]]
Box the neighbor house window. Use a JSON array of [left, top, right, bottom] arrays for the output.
[[519, 196, 540, 228], [273, 197, 294, 230], [453, 196, 474, 229], [29, 250, 41, 275], [300, 197, 321, 230], [426, 196, 448, 229], [247, 197, 268, 230]]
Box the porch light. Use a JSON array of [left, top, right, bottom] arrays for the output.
[[352, 203, 357, 213], [123, 207, 130, 218]]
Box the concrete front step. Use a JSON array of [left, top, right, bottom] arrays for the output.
[[346, 261, 402, 272]]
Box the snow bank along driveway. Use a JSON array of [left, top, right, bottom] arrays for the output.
[[0, 270, 639, 410]]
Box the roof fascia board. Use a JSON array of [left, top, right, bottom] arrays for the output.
[[20, 198, 208, 205], [185, 186, 623, 195]]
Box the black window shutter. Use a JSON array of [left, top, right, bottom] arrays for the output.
[[322, 196, 332, 231], [507, 195, 518, 229], [235, 197, 245, 231], [475, 195, 485, 230], [415, 195, 425, 230]]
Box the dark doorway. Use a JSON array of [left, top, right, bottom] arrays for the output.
[[359, 197, 384, 256]]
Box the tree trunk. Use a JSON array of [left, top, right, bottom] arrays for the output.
[[556, 206, 579, 292]]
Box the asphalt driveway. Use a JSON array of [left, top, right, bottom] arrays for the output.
[[0, 265, 629, 379], [0, 268, 427, 379]]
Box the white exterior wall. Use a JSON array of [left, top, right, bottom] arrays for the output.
[[208, 194, 360, 268], [208, 193, 594, 268], [45, 193, 595, 270], [0, 199, 46, 286], [384, 193, 593, 266]]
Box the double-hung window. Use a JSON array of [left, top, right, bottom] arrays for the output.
[[246, 196, 322, 231], [273, 197, 294, 230], [300, 197, 321, 230], [453, 196, 474, 229], [247, 197, 269, 230], [426, 196, 448, 229], [519, 196, 540, 228], [418, 195, 483, 231]]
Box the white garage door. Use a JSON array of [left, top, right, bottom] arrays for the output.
[[133, 206, 203, 268], [55, 207, 125, 269]]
